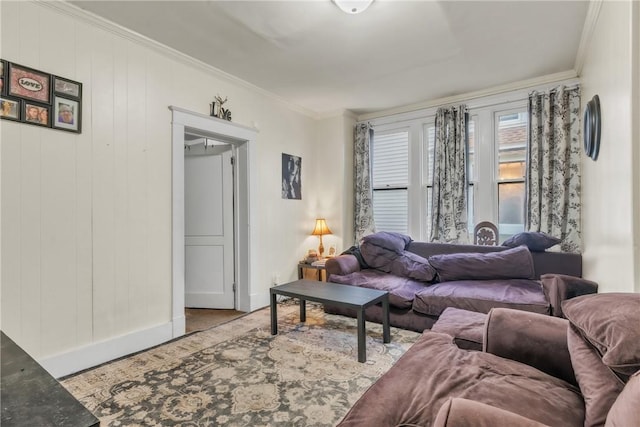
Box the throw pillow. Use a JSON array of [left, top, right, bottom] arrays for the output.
[[567, 325, 624, 427], [360, 231, 412, 253], [605, 371, 640, 427], [502, 231, 561, 252], [562, 293, 640, 379], [428, 245, 535, 282], [388, 251, 437, 282]]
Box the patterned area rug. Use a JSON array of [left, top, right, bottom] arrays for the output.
[[62, 301, 420, 426]]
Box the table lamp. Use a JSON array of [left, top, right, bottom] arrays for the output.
[[311, 218, 332, 258]]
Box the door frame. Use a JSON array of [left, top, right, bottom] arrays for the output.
[[170, 106, 258, 338]]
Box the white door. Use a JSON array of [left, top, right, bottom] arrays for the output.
[[184, 144, 235, 309]]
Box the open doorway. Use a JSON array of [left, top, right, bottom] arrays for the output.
[[170, 106, 258, 338], [183, 134, 243, 332]]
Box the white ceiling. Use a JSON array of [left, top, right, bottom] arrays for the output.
[[70, 0, 590, 117]]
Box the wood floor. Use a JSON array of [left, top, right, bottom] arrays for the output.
[[185, 308, 245, 333]]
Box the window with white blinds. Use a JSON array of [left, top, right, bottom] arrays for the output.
[[371, 131, 409, 234]]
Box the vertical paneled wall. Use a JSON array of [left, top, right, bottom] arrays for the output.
[[580, 0, 638, 293], [1, 1, 342, 367]]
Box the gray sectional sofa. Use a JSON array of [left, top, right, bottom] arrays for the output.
[[325, 233, 598, 332]]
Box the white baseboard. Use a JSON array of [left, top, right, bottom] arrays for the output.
[[250, 292, 270, 312], [40, 322, 176, 379]]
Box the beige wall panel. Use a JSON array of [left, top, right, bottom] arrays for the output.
[[111, 36, 131, 334], [145, 51, 173, 321], [18, 125, 43, 357], [37, 4, 78, 358], [91, 31, 117, 341], [17, 2, 40, 67], [40, 130, 78, 355], [1, 123, 23, 342], [126, 41, 150, 328], [74, 21, 96, 345], [1, 1, 20, 59], [581, 1, 635, 292]]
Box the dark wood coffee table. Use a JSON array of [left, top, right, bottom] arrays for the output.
[[270, 279, 390, 362]]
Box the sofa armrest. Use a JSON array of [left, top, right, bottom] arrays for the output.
[[483, 308, 576, 386], [325, 255, 361, 279], [540, 274, 598, 317], [433, 398, 550, 427]]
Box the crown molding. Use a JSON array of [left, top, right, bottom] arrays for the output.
[[574, 0, 603, 76], [37, 0, 318, 119], [315, 109, 358, 121], [357, 69, 578, 122]]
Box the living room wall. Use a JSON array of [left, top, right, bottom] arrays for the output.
[[580, 0, 640, 293], [0, 1, 347, 376]]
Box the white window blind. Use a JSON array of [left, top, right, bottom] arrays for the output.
[[372, 131, 409, 234]]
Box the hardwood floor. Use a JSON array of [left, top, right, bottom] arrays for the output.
[[185, 308, 245, 333]]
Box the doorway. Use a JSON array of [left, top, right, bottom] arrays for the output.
[[170, 106, 258, 338], [184, 136, 235, 309]]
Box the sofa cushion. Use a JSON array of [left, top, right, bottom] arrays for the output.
[[329, 269, 426, 309], [361, 231, 412, 253], [563, 293, 640, 378], [432, 307, 486, 350], [412, 279, 550, 317], [568, 325, 625, 427], [434, 398, 550, 427], [428, 245, 535, 282], [388, 251, 437, 282], [338, 332, 584, 427], [502, 231, 561, 252], [605, 371, 640, 427]]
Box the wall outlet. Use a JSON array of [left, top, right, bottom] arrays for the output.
[[271, 273, 280, 286]]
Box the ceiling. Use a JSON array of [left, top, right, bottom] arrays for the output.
[[70, 0, 590, 117]]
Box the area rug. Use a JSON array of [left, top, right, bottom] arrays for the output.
[[62, 301, 421, 426]]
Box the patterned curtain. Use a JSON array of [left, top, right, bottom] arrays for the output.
[[430, 105, 469, 243], [354, 123, 376, 243], [528, 85, 581, 253]]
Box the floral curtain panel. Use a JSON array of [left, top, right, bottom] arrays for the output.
[[527, 85, 582, 253], [354, 123, 376, 243], [430, 105, 469, 243]]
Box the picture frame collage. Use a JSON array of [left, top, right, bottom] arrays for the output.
[[0, 59, 82, 133]]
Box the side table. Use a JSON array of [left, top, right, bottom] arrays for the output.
[[298, 261, 326, 281]]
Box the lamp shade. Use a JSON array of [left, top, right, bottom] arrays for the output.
[[311, 218, 332, 236]]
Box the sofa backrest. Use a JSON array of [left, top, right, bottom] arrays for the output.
[[406, 242, 582, 279]]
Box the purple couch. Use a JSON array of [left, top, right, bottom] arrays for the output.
[[338, 293, 640, 427], [325, 240, 597, 332]]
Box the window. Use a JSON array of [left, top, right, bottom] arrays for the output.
[[496, 110, 527, 239], [371, 130, 409, 234], [369, 91, 533, 243]]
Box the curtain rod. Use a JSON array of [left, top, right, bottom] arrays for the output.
[[359, 82, 580, 126]]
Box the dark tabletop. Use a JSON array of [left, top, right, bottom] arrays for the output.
[[271, 279, 387, 307], [1, 332, 100, 427]]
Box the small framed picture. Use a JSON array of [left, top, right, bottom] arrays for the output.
[[22, 101, 50, 127], [53, 96, 81, 133], [0, 96, 21, 121], [53, 76, 82, 100], [0, 59, 6, 95], [8, 62, 51, 104]]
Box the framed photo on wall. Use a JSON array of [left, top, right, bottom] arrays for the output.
[[0, 60, 6, 95], [0, 96, 21, 121], [53, 76, 82, 100], [8, 62, 51, 103], [282, 153, 302, 200], [53, 96, 81, 133], [22, 101, 50, 127]]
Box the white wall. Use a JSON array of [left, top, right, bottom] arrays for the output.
[[0, 1, 350, 376], [312, 113, 356, 254], [580, 0, 639, 293]]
